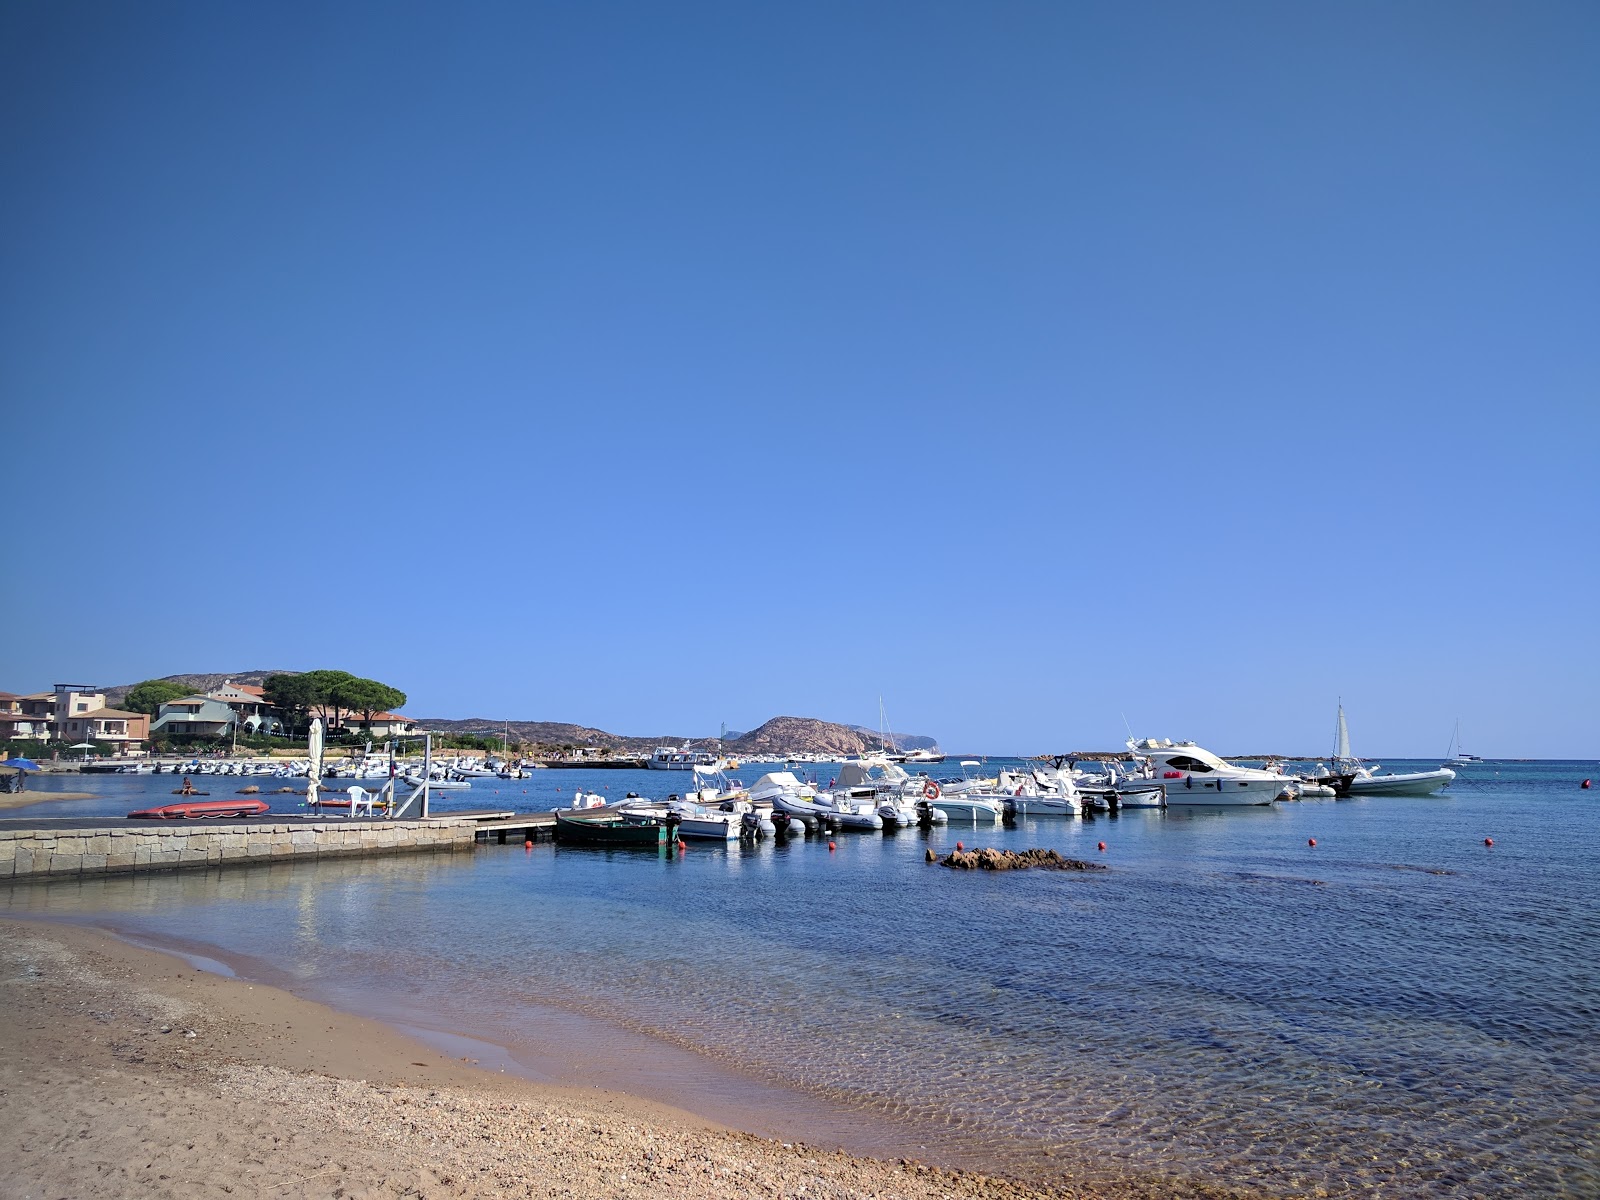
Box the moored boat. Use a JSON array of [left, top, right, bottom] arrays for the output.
[[128, 798, 272, 820], [1126, 739, 1283, 805], [1329, 705, 1455, 796], [554, 809, 672, 846]]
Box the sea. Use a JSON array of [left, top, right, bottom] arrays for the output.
[[4, 760, 1597, 1198]]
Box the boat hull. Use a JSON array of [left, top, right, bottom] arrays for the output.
[[1112, 784, 1167, 808], [554, 810, 670, 845], [1007, 795, 1081, 817], [1343, 769, 1455, 797], [930, 797, 1004, 822], [1161, 777, 1280, 805]]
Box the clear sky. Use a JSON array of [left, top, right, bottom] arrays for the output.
[[3, 1, 1596, 757]]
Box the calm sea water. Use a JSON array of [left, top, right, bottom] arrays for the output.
[[5, 761, 1598, 1197]]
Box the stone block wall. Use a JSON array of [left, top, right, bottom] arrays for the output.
[[0, 819, 478, 879]]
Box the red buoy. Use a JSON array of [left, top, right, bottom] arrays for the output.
[[1308, 838, 1317, 847], [1484, 837, 1494, 846], [524, 839, 532, 850], [956, 841, 964, 852], [1097, 841, 1106, 852], [677, 839, 687, 850], [1583, 779, 1592, 789], [828, 840, 836, 852]]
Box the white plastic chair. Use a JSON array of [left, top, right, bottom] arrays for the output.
[[347, 785, 374, 817]]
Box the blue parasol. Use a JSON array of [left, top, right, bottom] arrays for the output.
[[4, 757, 42, 771]]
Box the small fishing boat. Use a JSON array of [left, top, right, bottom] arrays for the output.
[[129, 799, 271, 820], [554, 809, 673, 846]]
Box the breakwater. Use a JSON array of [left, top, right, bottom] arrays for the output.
[[0, 817, 477, 880]]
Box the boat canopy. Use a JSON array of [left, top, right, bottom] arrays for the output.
[[750, 771, 802, 792], [1133, 740, 1229, 771], [835, 760, 910, 788]]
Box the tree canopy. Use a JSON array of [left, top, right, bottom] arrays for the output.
[[123, 679, 191, 715], [263, 671, 407, 733]]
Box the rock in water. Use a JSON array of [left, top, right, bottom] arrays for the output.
[[939, 847, 1105, 872]]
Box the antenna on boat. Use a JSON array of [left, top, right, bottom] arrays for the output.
[[1121, 712, 1136, 745]]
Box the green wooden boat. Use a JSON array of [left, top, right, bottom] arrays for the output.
[[554, 809, 671, 846]]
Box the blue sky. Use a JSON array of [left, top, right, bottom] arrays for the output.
[[3, 1, 1595, 757]]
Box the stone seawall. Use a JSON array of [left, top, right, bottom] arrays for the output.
[[0, 819, 478, 880]]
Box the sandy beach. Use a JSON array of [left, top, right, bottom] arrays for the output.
[[0, 790, 99, 809], [0, 917, 1247, 1200]]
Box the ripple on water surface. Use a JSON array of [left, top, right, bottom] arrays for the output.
[[6, 762, 1598, 1196]]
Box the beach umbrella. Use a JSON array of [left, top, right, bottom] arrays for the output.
[[306, 718, 324, 807], [4, 757, 41, 771]]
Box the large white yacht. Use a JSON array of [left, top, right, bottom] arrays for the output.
[[1126, 739, 1284, 805]]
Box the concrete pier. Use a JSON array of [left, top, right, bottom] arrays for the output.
[[0, 817, 479, 880]]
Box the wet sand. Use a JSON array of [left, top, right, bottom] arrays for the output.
[[0, 789, 98, 808], [0, 916, 1252, 1200]]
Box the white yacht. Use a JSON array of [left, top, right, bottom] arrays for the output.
[[647, 745, 723, 771], [1126, 739, 1284, 805]]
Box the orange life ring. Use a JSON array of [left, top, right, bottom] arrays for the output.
[[922, 780, 941, 801]]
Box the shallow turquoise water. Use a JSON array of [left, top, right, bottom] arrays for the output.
[[6, 761, 1598, 1196]]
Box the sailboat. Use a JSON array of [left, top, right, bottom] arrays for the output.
[[1445, 720, 1482, 766], [1331, 703, 1456, 796]]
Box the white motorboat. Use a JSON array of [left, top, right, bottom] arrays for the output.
[[647, 745, 724, 771], [666, 799, 742, 840], [812, 789, 884, 831], [1342, 765, 1456, 796], [1053, 758, 1167, 809], [994, 768, 1082, 817], [403, 775, 473, 791], [1329, 705, 1455, 796], [876, 796, 920, 829], [1126, 739, 1283, 805], [917, 780, 1003, 822]]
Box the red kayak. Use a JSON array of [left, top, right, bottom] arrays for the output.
[[128, 799, 272, 820]]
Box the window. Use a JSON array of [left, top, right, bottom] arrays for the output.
[[1167, 755, 1214, 773]]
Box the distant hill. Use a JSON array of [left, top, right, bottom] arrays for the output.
[[845, 724, 938, 752], [398, 715, 939, 757], [728, 717, 899, 757], [97, 674, 937, 755], [102, 671, 294, 707], [409, 717, 685, 752]]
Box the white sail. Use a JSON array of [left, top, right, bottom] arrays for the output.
[[1334, 705, 1351, 761]]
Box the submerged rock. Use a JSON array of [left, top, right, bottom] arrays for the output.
[[937, 847, 1105, 872]]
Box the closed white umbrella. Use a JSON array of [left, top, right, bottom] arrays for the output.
[[306, 719, 324, 807]]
